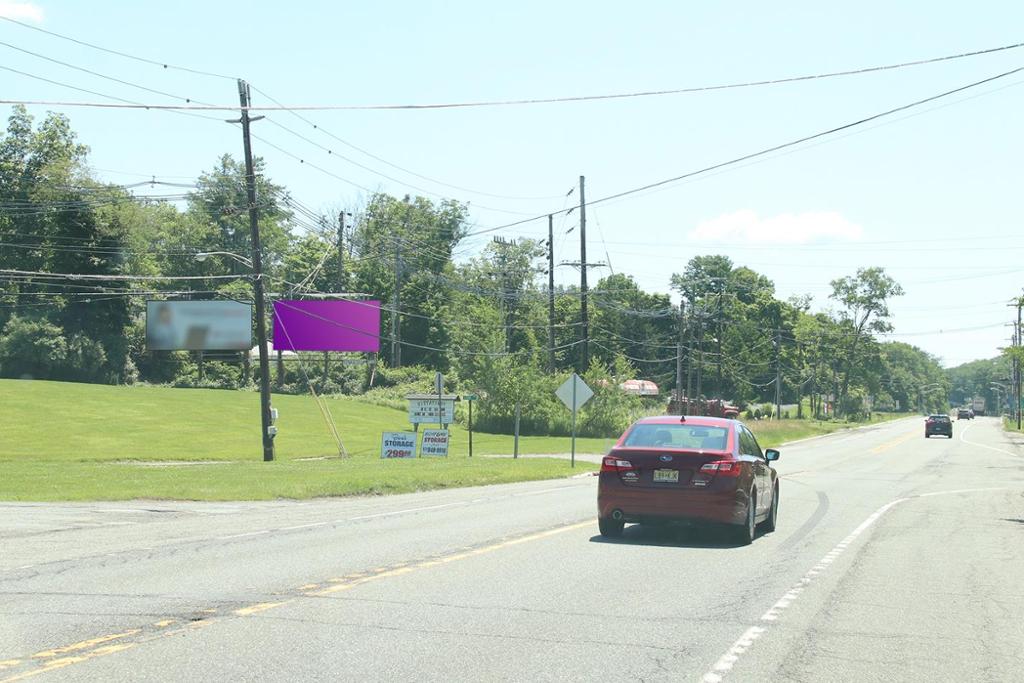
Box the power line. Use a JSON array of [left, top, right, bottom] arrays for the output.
[[4, 39, 1020, 110], [0, 16, 236, 80], [0, 39, 214, 105], [465, 65, 1024, 236], [249, 84, 561, 202]]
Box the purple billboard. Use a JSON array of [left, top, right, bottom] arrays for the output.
[[272, 299, 381, 352]]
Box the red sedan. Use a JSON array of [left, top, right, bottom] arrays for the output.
[[597, 415, 780, 544]]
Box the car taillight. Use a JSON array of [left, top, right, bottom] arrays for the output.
[[601, 456, 635, 473], [926, 420, 934, 425], [700, 460, 742, 476]]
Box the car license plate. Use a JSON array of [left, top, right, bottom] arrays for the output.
[[653, 469, 679, 483]]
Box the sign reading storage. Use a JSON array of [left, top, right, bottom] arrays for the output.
[[380, 431, 416, 459], [420, 429, 449, 457]]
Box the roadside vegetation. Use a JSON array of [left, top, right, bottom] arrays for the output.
[[1, 379, 912, 501]]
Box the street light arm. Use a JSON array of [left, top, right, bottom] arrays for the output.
[[194, 251, 253, 268]]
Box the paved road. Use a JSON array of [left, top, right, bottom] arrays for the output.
[[2, 417, 1023, 681]]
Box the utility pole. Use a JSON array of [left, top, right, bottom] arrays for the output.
[[1011, 296, 1019, 428], [716, 286, 724, 398], [234, 79, 274, 462], [391, 236, 401, 368], [675, 301, 685, 407], [547, 214, 556, 372], [774, 329, 782, 420], [578, 175, 589, 372], [338, 211, 346, 289], [695, 312, 704, 415]]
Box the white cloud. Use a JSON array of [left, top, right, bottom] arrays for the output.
[[688, 209, 863, 244], [0, 1, 44, 22]]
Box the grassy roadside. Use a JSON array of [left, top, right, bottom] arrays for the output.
[[0, 379, 908, 501], [748, 412, 913, 448], [0, 457, 590, 502], [0, 379, 598, 501]]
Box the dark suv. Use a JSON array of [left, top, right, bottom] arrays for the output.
[[925, 414, 953, 438]]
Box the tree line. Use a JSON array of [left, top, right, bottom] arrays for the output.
[[0, 106, 954, 435]]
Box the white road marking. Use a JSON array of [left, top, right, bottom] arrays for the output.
[[279, 522, 328, 531], [959, 423, 1021, 457], [700, 486, 1010, 683], [513, 485, 581, 497], [347, 501, 468, 522], [217, 530, 270, 540]]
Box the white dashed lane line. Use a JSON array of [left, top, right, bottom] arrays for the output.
[[701, 486, 1010, 683]]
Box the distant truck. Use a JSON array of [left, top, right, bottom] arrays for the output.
[[972, 396, 986, 416], [668, 393, 740, 419]]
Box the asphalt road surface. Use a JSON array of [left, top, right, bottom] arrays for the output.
[[2, 416, 1023, 682]]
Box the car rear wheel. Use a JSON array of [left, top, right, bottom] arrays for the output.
[[759, 484, 779, 534], [734, 492, 756, 545], [598, 517, 624, 538]]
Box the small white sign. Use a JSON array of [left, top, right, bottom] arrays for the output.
[[381, 431, 417, 459], [556, 373, 594, 411], [408, 398, 456, 424], [420, 429, 449, 457]]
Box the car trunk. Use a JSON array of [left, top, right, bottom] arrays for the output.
[[610, 448, 728, 488]]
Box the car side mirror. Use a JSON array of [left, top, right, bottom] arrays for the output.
[[765, 448, 780, 462]]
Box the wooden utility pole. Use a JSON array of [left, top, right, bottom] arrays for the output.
[[1011, 296, 1019, 428], [547, 214, 556, 372], [675, 301, 685, 405], [234, 79, 274, 461], [338, 211, 346, 288], [391, 236, 401, 367], [774, 329, 782, 420], [578, 175, 589, 372]]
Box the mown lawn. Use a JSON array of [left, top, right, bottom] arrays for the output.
[[0, 379, 600, 501]]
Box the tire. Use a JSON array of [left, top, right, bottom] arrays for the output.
[[598, 517, 624, 538], [759, 484, 779, 534], [734, 491, 756, 545]]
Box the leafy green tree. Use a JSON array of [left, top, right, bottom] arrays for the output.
[[828, 267, 904, 416]]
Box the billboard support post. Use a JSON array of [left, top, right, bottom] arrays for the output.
[[234, 80, 274, 462]]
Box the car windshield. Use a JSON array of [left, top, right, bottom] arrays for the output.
[[623, 424, 729, 450], [930, 415, 950, 422]]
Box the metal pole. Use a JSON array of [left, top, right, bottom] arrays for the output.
[[547, 214, 556, 372], [571, 377, 577, 468], [468, 399, 473, 458], [1017, 299, 1022, 429], [513, 402, 520, 459], [235, 79, 274, 462], [391, 237, 401, 368], [578, 175, 589, 372]]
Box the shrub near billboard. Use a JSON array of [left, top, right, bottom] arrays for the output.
[[146, 301, 252, 351], [272, 299, 381, 352]]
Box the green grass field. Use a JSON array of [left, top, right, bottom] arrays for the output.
[[0, 379, 603, 501], [0, 379, 908, 501]]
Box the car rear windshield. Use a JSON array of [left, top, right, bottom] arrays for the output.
[[622, 424, 729, 450], [930, 415, 950, 422]]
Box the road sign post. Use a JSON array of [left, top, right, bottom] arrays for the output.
[[435, 372, 444, 429], [464, 393, 478, 457], [556, 373, 594, 468]]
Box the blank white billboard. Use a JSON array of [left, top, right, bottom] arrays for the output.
[[146, 301, 252, 351]]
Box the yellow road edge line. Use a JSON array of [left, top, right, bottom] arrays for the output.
[[0, 662, 20, 671], [2, 644, 136, 683], [306, 520, 592, 598], [232, 601, 290, 616], [869, 430, 920, 454], [31, 630, 140, 659]]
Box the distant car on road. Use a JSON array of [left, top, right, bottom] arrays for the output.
[[925, 414, 953, 438], [957, 408, 972, 420], [597, 416, 779, 545]]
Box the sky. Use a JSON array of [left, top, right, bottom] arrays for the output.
[[1, 0, 1022, 367]]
